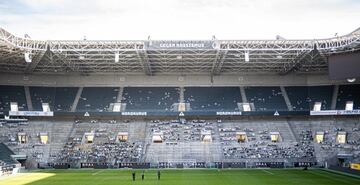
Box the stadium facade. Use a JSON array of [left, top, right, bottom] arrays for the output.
[[0, 27, 360, 175]]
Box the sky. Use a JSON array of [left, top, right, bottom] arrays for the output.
[[0, 0, 359, 40]]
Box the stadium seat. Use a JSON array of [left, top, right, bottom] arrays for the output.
[[122, 87, 179, 111], [184, 87, 241, 111], [336, 84, 360, 110], [245, 87, 287, 111], [77, 87, 119, 112], [0, 86, 27, 111]]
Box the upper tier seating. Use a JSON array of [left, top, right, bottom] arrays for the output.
[[306, 86, 334, 110], [77, 87, 118, 112], [185, 87, 242, 111], [286, 86, 334, 111], [122, 87, 179, 111], [0, 85, 345, 112], [0, 86, 27, 111], [30, 87, 55, 111], [54, 87, 78, 111], [245, 87, 287, 111], [336, 84, 360, 110], [30, 87, 78, 111]]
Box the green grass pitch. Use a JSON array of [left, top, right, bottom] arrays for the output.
[[1, 169, 359, 185]]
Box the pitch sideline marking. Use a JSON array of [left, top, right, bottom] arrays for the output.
[[262, 169, 274, 175], [92, 170, 105, 176]]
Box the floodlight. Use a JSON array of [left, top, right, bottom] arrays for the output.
[[347, 78, 356, 83]]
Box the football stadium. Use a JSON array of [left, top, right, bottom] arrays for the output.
[[1, 0, 360, 185]]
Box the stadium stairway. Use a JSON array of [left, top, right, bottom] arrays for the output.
[[49, 121, 74, 161], [66, 121, 76, 142], [71, 87, 83, 112], [280, 86, 293, 111], [128, 121, 147, 162], [128, 121, 147, 143], [267, 120, 297, 142], [287, 119, 313, 141], [24, 86, 33, 111], [285, 119, 298, 142], [331, 85, 339, 110], [116, 87, 123, 103], [239, 86, 248, 103]]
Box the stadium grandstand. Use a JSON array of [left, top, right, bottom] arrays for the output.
[[1, 16, 360, 185]]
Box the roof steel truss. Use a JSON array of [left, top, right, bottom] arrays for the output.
[[1, 27, 359, 75]]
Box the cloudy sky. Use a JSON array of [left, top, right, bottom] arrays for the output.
[[0, 0, 359, 40]]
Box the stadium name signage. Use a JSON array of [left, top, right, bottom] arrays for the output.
[[149, 41, 215, 49], [159, 43, 205, 48], [121, 112, 147, 116], [8, 111, 54, 117], [216, 111, 242, 116]]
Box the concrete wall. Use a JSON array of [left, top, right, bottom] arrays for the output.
[[0, 73, 355, 87]]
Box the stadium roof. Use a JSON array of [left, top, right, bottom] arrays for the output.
[[1, 27, 360, 75]]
